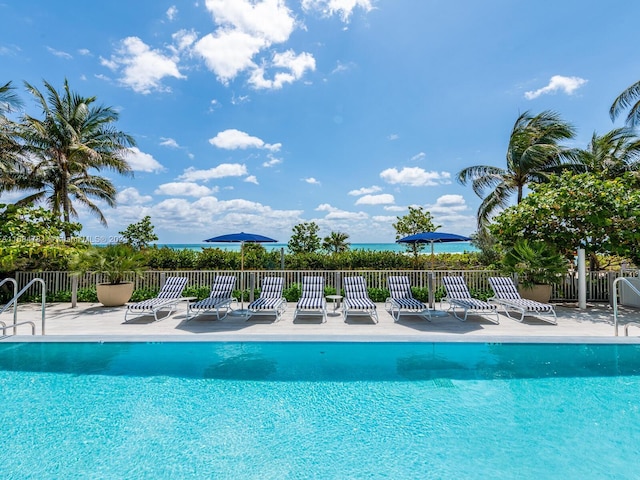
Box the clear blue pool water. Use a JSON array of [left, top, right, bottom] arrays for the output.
[[1, 342, 639, 479]]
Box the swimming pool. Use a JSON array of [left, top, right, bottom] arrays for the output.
[[1, 341, 639, 479]]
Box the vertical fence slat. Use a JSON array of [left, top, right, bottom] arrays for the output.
[[13, 269, 625, 302]]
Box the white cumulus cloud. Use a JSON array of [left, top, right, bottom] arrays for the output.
[[209, 129, 281, 151], [116, 187, 153, 205], [348, 185, 382, 196], [101, 37, 185, 94], [125, 147, 165, 172], [355, 194, 395, 205], [166, 6, 178, 21], [244, 175, 259, 184], [304, 177, 321, 185], [179, 163, 248, 182], [380, 167, 451, 187], [155, 182, 215, 197], [301, 0, 374, 22], [426, 194, 468, 214], [262, 156, 282, 167], [249, 50, 316, 89], [160, 138, 180, 148], [524, 75, 588, 100], [193, 0, 313, 89]]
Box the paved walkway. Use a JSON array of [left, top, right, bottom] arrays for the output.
[[4, 300, 640, 342]]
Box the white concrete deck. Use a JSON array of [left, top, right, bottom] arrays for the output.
[[3, 299, 640, 343]]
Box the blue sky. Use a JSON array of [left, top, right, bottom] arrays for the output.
[[2, 0, 639, 244]]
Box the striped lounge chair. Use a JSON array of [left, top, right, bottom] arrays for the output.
[[294, 276, 327, 323], [343, 276, 378, 323], [441, 276, 499, 324], [488, 277, 557, 324], [186, 275, 237, 321], [247, 277, 287, 321], [385, 275, 430, 322], [125, 276, 188, 322]]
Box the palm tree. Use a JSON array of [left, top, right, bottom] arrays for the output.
[[577, 128, 640, 178], [0, 81, 24, 184], [457, 110, 576, 227], [11, 79, 135, 238], [322, 231, 350, 253], [610, 80, 640, 127]]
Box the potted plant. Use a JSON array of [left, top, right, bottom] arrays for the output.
[[70, 244, 146, 306], [501, 239, 568, 302]]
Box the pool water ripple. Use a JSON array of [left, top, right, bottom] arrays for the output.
[[1, 342, 639, 479]]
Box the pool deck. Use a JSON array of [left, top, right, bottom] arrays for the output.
[[3, 299, 640, 343]]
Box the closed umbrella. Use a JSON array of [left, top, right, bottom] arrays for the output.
[[397, 231, 472, 311], [204, 232, 277, 315]]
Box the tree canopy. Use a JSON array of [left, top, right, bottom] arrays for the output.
[[288, 222, 321, 254], [5, 79, 135, 238], [490, 172, 640, 269], [458, 110, 577, 227], [393, 206, 439, 258]]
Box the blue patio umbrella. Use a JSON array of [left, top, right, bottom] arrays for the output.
[[204, 232, 277, 314], [397, 231, 472, 310]]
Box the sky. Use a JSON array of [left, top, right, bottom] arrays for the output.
[[2, 0, 640, 245]]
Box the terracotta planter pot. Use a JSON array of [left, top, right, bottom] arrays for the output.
[[96, 282, 135, 307], [518, 284, 552, 303]]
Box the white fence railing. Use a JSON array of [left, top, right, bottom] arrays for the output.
[[13, 269, 635, 302]]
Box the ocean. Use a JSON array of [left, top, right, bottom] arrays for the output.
[[153, 242, 478, 254]]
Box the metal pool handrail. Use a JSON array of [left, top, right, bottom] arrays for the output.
[[612, 277, 640, 336], [0, 278, 46, 336]]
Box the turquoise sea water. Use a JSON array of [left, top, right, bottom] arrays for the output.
[[1, 342, 639, 479], [152, 242, 478, 254]]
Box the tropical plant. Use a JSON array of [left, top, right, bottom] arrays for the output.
[[470, 228, 501, 268], [457, 110, 577, 227], [490, 172, 640, 269], [322, 231, 350, 253], [288, 221, 321, 254], [119, 216, 158, 250], [576, 128, 640, 179], [0, 81, 24, 184], [0, 203, 83, 273], [392, 206, 439, 258], [610, 79, 640, 127], [501, 239, 568, 288], [9, 79, 135, 238], [70, 244, 145, 285]]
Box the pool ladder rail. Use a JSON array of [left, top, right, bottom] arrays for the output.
[[612, 277, 640, 336], [0, 278, 46, 336]]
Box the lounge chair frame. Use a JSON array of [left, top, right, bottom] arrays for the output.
[[385, 275, 431, 322], [441, 276, 499, 324], [186, 275, 237, 321], [488, 277, 557, 324], [125, 276, 188, 323], [294, 276, 327, 323], [247, 277, 287, 321], [343, 276, 378, 323]]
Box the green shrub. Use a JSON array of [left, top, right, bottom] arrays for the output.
[[283, 283, 301, 302]]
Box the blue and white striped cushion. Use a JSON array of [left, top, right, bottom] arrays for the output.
[[248, 277, 283, 310], [344, 277, 376, 310], [209, 275, 236, 298], [296, 276, 325, 309], [489, 277, 521, 300], [489, 277, 554, 312], [156, 277, 188, 299]]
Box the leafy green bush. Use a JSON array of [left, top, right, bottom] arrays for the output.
[[367, 288, 390, 302], [283, 283, 301, 302]]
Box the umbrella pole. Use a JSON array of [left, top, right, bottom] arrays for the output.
[[429, 241, 435, 309], [428, 241, 447, 316], [241, 241, 244, 309]]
